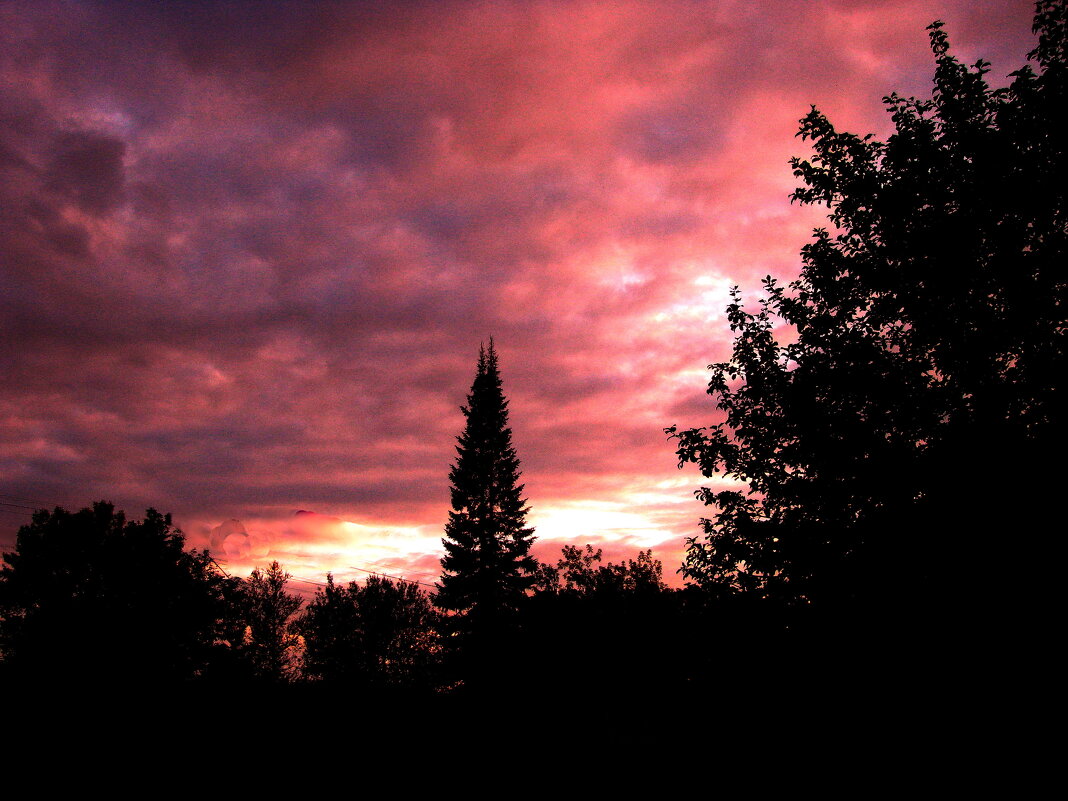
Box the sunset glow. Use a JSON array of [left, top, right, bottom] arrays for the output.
[[0, 0, 1040, 589]]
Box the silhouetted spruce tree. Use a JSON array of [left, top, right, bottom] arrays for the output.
[[436, 341, 536, 648], [668, 1, 1065, 653]]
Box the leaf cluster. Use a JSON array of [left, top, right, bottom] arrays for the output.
[[533, 544, 667, 598], [301, 573, 440, 688], [0, 501, 235, 682], [229, 561, 304, 683], [668, 2, 1067, 606]]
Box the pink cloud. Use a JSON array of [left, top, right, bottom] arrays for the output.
[[0, 1, 1040, 587]]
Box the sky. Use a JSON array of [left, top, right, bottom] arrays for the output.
[[0, 0, 1041, 592]]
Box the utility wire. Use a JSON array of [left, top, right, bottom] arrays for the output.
[[0, 501, 38, 511], [359, 557, 439, 580], [0, 507, 34, 517], [213, 557, 438, 591], [347, 565, 438, 589], [0, 492, 52, 508]]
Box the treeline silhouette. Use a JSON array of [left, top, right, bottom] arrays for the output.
[[2, 2, 1064, 705], [0, 500, 697, 697]]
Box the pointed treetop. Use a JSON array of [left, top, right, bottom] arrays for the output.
[[478, 337, 498, 375], [436, 339, 537, 625]]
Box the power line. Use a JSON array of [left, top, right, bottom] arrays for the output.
[[289, 575, 330, 587], [359, 557, 439, 580], [347, 565, 438, 589], [0, 507, 34, 517], [213, 559, 438, 591], [0, 492, 51, 507], [0, 501, 37, 512]]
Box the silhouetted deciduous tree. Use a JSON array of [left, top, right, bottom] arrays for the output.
[[524, 545, 675, 693], [533, 544, 667, 598], [436, 341, 537, 645], [668, 1, 1065, 641], [0, 501, 234, 684], [233, 561, 303, 683], [301, 573, 439, 689]]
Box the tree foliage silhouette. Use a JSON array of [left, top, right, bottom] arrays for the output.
[[0, 501, 235, 683], [524, 545, 676, 694], [301, 573, 439, 688], [233, 561, 303, 683], [436, 341, 537, 641], [533, 545, 667, 598], [668, 2, 1066, 623]]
